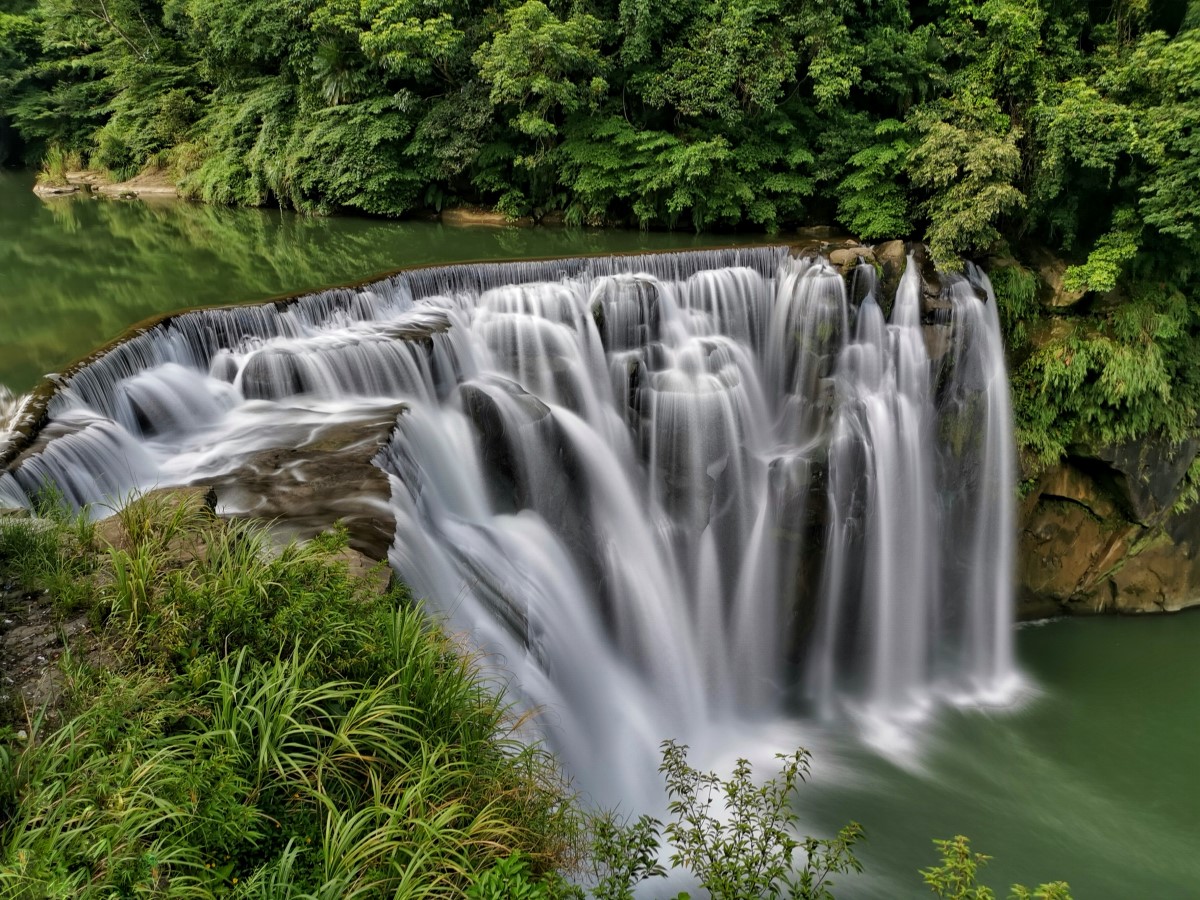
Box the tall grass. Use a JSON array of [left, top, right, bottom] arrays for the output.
[[0, 494, 97, 613], [34, 145, 85, 187], [0, 492, 581, 897]]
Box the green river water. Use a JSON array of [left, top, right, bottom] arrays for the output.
[[1, 170, 1198, 898], [0, 170, 765, 394]]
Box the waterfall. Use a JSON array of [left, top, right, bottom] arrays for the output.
[[0, 247, 1019, 803]]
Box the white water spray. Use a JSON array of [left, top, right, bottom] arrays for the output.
[[0, 248, 1019, 803]]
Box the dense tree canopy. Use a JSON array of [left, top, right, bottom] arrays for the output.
[[4, 0, 1200, 469], [0, 0, 1188, 242]]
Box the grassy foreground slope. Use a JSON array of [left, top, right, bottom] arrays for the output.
[[0, 491, 1072, 899], [0, 491, 579, 897]]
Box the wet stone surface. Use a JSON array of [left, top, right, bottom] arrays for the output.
[[0, 583, 89, 732]]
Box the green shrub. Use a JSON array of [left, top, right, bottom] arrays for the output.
[[660, 741, 863, 900], [922, 836, 1072, 900]]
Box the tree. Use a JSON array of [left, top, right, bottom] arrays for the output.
[[908, 93, 1026, 265]]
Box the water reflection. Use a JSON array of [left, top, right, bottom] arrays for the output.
[[0, 170, 766, 393]]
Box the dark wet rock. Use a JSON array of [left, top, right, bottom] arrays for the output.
[[1093, 439, 1200, 525], [208, 406, 405, 562], [590, 277, 661, 352], [460, 379, 555, 513]]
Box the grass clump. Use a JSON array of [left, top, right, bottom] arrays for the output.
[[0, 491, 580, 898], [0, 493, 98, 614], [34, 145, 85, 187]]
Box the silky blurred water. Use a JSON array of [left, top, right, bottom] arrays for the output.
[[2, 170, 1196, 899], [799, 613, 1200, 898]]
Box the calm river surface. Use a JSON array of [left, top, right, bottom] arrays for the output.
[[0, 169, 766, 393], [2, 170, 1197, 897]]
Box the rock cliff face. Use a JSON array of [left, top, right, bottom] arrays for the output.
[[1016, 442, 1200, 617], [855, 238, 1200, 619], [998, 246, 1200, 617]]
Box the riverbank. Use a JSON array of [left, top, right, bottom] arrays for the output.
[[0, 490, 583, 895], [32, 167, 180, 200]]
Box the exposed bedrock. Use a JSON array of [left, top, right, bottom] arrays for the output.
[[205, 407, 404, 563], [1017, 441, 1200, 616]]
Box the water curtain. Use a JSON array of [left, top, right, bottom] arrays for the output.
[[0, 248, 1017, 802]]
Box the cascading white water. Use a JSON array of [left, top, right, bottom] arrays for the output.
[[809, 261, 942, 730], [0, 247, 1019, 804]]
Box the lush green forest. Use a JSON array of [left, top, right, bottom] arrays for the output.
[[2, 0, 1200, 468]]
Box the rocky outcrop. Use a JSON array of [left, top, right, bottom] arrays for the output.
[[999, 244, 1200, 618], [1026, 246, 1087, 310], [1017, 440, 1200, 617], [33, 169, 180, 200], [207, 407, 405, 563]]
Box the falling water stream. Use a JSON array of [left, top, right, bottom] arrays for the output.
[[0, 247, 1022, 819]]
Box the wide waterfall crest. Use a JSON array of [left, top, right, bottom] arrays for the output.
[[0, 247, 1019, 803]]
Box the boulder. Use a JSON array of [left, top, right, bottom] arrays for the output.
[[828, 246, 875, 269], [874, 239, 906, 272]]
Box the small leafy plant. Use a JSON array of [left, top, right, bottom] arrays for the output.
[[660, 740, 863, 900], [469, 740, 863, 899], [922, 835, 1073, 900]]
